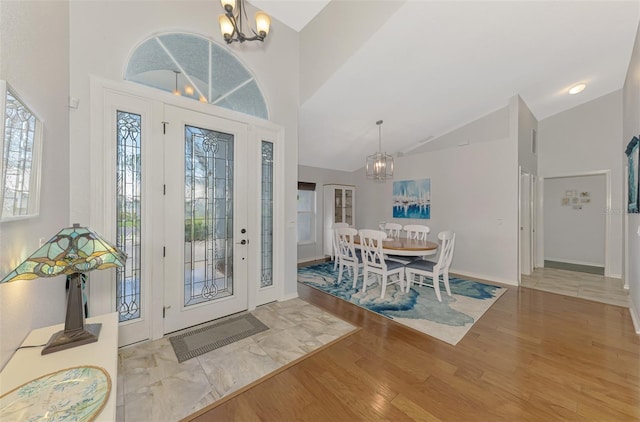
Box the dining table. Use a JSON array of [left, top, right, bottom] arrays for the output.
[[352, 235, 438, 289], [353, 235, 438, 257]]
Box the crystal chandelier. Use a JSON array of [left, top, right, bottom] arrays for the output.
[[219, 0, 271, 44], [366, 120, 394, 182]]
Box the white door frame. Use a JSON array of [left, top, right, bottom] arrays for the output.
[[519, 170, 532, 278], [537, 170, 611, 276], [89, 77, 285, 344]]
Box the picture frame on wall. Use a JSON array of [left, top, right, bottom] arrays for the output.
[[392, 178, 431, 219], [626, 136, 640, 213]]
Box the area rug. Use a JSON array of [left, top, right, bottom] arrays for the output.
[[298, 262, 506, 345], [170, 313, 269, 363]]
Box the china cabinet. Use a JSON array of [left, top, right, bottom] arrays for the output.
[[323, 184, 356, 256]]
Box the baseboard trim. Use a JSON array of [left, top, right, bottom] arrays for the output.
[[281, 292, 299, 302], [629, 296, 640, 334], [449, 268, 518, 287], [297, 255, 328, 264], [543, 258, 604, 267]]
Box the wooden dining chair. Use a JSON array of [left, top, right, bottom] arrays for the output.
[[404, 230, 455, 301], [358, 229, 406, 298], [331, 222, 349, 269], [334, 227, 363, 287], [403, 224, 430, 240]]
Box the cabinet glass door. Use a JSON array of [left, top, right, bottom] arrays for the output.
[[344, 189, 353, 225], [334, 189, 343, 223]]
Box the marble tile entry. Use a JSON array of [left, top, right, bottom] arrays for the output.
[[117, 298, 355, 421], [521, 267, 628, 307]]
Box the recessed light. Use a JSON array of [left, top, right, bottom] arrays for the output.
[[569, 83, 586, 95]]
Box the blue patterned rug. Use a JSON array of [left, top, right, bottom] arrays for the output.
[[298, 262, 506, 345]]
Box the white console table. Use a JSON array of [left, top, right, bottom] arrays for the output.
[[0, 312, 118, 421]]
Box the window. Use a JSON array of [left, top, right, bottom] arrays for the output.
[[297, 182, 316, 244], [125, 33, 268, 119], [261, 141, 274, 287], [0, 81, 43, 221], [116, 110, 142, 322]]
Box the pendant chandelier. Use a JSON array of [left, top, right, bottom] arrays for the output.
[[366, 120, 394, 182], [219, 0, 271, 44]]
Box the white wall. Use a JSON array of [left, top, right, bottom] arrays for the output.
[[543, 175, 606, 266], [355, 134, 519, 285], [517, 95, 538, 175], [538, 90, 624, 277], [299, 1, 403, 103], [297, 165, 354, 262], [68, 3, 300, 302], [0, 1, 70, 369], [409, 106, 509, 154], [623, 22, 640, 331]]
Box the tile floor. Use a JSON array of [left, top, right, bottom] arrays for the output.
[[116, 298, 355, 422], [520, 267, 628, 307], [115, 267, 627, 421]]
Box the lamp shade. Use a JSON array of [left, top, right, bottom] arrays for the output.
[[219, 14, 234, 38], [221, 0, 236, 12], [0, 224, 126, 283], [365, 120, 394, 182], [255, 11, 271, 36]]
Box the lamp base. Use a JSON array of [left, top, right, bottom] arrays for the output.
[[41, 323, 102, 355]]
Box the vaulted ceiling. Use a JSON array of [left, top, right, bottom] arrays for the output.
[[258, 1, 640, 172]]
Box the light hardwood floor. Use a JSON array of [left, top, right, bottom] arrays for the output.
[[187, 271, 639, 421]]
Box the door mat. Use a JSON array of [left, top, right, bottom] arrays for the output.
[[169, 313, 269, 363]]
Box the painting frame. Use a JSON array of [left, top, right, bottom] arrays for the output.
[[626, 136, 640, 213], [392, 178, 431, 219]]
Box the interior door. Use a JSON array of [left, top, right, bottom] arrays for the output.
[[163, 104, 249, 334], [520, 172, 532, 276]]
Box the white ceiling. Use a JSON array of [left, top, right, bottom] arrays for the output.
[[259, 1, 640, 172]]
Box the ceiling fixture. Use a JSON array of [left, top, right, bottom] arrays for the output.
[[219, 0, 271, 44], [170, 70, 207, 102], [568, 83, 586, 95], [366, 120, 394, 183], [172, 70, 181, 96]]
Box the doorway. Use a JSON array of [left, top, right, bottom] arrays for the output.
[[89, 79, 284, 346], [542, 173, 607, 274], [162, 105, 249, 333], [519, 171, 535, 278]]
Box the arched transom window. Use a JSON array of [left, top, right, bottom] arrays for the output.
[[125, 33, 268, 119]]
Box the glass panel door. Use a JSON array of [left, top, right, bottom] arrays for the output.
[[183, 125, 235, 306], [334, 189, 343, 223], [344, 189, 353, 225], [163, 105, 248, 334]]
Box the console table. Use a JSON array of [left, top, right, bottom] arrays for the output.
[[0, 312, 118, 421]]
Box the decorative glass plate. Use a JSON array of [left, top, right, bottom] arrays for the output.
[[0, 365, 111, 422]]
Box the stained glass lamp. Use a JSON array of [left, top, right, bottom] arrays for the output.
[[0, 224, 126, 354]]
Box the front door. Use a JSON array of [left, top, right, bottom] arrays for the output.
[[162, 105, 249, 333], [92, 80, 283, 346]]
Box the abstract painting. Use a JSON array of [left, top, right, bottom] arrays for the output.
[[392, 178, 430, 219]]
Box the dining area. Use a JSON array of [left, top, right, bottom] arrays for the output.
[[331, 222, 456, 302]]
